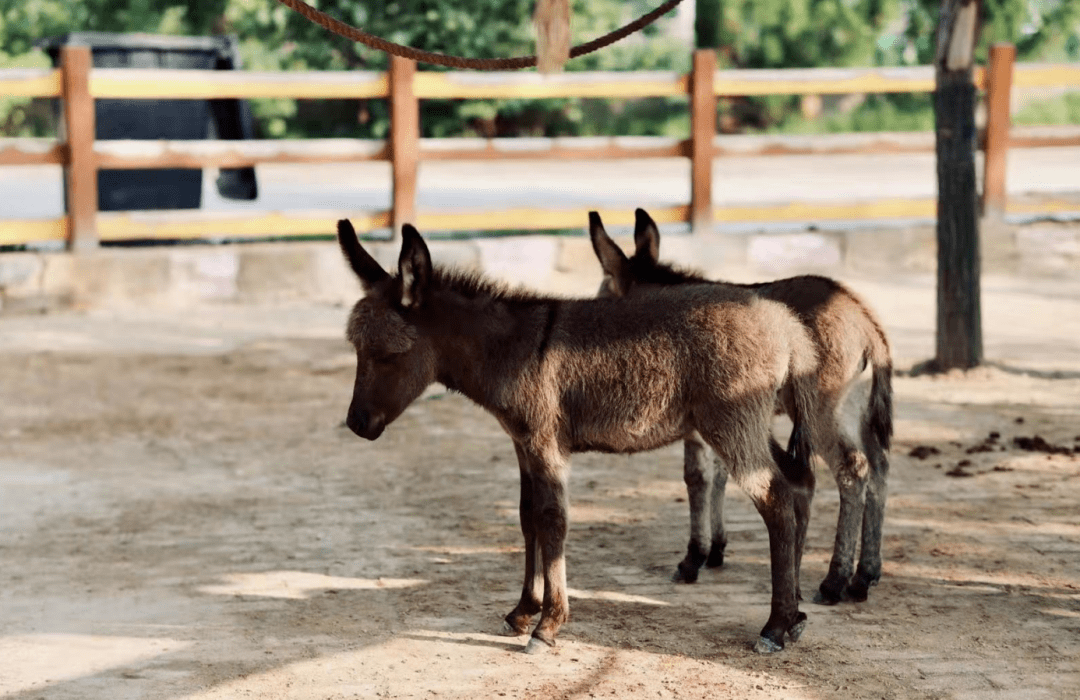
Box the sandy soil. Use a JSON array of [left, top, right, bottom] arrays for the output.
[[2, 274, 1080, 700]]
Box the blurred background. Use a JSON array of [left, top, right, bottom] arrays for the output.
[[3, 0, 1077, 140]]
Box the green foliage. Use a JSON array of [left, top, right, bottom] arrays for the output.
[[1013, 91, 1080, 125], [1, 1, 1078, 138], [898, 0, 1080, 65], [0, 50, 52, 137], [771, 93, 935, 134], [719, 0, 902, 69], [0, 1, 229, 55], [0, 0, 689, 138], [0, 0, 231, 136], [874, 1, 1080, 137], [718, 1, 1080, 132], [221, 0, 689, 139], [709, 0, 904, 130]]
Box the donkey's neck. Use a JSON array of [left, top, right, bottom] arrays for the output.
[[422, 291, 551, 410]]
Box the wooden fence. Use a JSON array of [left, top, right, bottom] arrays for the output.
[[1, 45, 1079, 249]]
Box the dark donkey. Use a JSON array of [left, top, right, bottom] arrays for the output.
[[590, 208, 893, 605], [336, 217, 819, 653]]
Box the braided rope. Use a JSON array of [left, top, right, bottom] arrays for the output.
[[274, 0, 685, 70]]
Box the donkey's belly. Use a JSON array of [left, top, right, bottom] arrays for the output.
[[557, 369, 691, 454], [568, 414, 690, 455], [570, 435, 684, 454]]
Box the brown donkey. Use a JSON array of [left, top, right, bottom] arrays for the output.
[[336, 217, 818, 653], [591, 208, 893, 605]]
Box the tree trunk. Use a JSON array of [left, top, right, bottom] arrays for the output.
[[695, 0, 722, 49], [934, 0, 983, 370]]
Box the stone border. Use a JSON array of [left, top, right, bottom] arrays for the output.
[[2, 220, 1078, 314]]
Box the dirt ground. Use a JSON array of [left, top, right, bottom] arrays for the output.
[[2, 271, 1080, 700]]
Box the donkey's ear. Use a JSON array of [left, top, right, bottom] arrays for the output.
[[398, 224, 433, 308], [338, 219, 389, 290], [588, 211, 631, 296], [633, 208, 660, 263]]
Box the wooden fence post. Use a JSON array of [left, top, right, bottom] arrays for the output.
[[60, 45, 98, 251], [390, 57, 418, 241], [690, 49, 716, 235], [982, 42, 1015, 219], [934, 0, 983, 371]]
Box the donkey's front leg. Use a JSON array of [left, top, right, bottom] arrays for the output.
[[522, 447, 571, 654], [707, 452, 730, 568], [773, 440, 814, 602], [501, 443, 543, 636]]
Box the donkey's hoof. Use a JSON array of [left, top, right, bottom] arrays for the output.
[[499, 620, 526, 637], [787, 617, 808, 644], [705, 544, 726, 568], [813, 580, 845, 606], [524, 636, 553, 654], [816, 570, 864, 605], [753, 634, 784, 654], [846, 573, 879, 603], [672, 562, 700, 584], [845, 582, 870, 603]]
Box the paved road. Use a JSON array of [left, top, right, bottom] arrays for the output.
[[3, 147, 1079, 228]]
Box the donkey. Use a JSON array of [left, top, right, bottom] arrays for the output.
[[590, 208, 893, 605], [336, 217, 819, 654]]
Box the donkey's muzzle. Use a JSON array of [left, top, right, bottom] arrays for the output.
[[346, 408, 385, 440]]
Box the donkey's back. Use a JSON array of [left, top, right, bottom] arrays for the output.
[[532, 288, 812, 456]]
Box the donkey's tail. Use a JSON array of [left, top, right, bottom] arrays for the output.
[[864, 313, 894, 452], [783, 324, 819, 483]]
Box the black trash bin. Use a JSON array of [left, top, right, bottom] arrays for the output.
[[40, 32, 258, 212]]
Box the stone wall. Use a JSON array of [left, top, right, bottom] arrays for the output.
[[2, 220, 1078, 314]]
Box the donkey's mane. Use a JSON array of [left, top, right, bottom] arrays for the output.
[[430, 265, 554, 305], [629, 258, 710, 286]]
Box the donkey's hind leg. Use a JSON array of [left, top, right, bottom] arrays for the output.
[[675, 435, 716, 583], [849, 427, 890, 602], [814, 442, 868, 605], [815, 439, 869, 606], [706, 427, 809, 653], [501, 443, 544, 636], [747, 464, 808, 652]]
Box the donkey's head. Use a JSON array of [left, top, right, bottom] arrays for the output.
[[589, 209, 704, 298], [588, 209, 661, 298], [337, 220, 438, 440]]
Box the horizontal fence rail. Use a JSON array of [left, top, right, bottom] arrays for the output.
[[1, 45, 1078, 249], [5, 124, 1078, 170], [18, 61, 1080, 102], [91, 68, 390, 100], [1011, 62, 1080, 88], [713, 66, 950, 95]]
